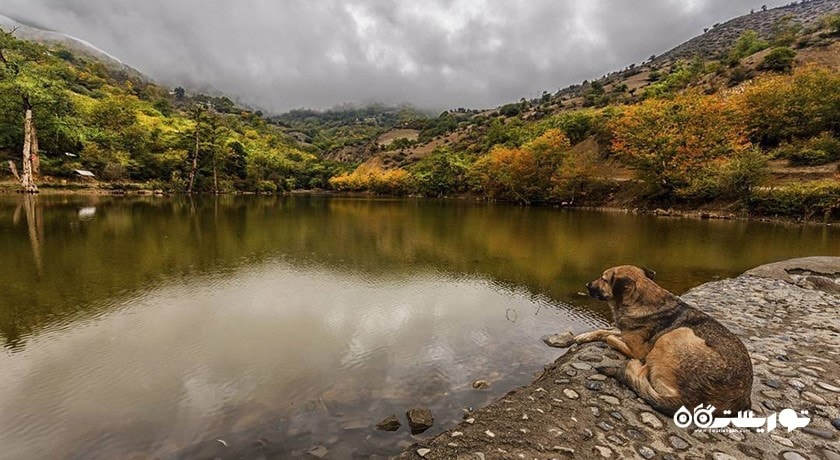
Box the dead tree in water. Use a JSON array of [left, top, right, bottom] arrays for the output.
[[1, 28, 39, 193]]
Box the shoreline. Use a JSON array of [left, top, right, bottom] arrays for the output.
[[395, 257, 840, 460], [0, 184, 836, 226]]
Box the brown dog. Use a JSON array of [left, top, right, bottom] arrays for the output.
[[575, 265, 753, 415]]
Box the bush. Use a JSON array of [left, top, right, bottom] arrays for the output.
[[748, 181, 840, 220], [760, 47, 796, 72], [328, 164, 413, 195], [727, 30, 769, 66], [777, 133, 840, 166], [721, 149, 770, 199], [411, 147, 473, 197]]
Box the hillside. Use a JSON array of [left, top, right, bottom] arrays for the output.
[[326, 3, 840, 220], [0, 27, 341, 193]]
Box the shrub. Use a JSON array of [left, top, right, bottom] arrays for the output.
[[748, 181, 840, 220], [777, 133, 840, 166], [759, 47, 796, 72], [727, 30, 769, 66], [721, 149, 770, 199], [739, 67, 840, 147]]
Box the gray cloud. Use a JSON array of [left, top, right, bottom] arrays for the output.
[[0, 0, 789, 112]]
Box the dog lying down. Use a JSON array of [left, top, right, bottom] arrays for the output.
[[574, 265, 753, 416]]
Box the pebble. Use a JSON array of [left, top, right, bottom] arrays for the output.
[[762, 390, 782, 399], [626, 429, 645, 441], [771, 435, 795, 447], [789, 379, 805, 390], [471, 380, 489, 389], [585, 381, 603, 391], [802, 426, 835, 440], [464, 418, 475, 424], [763, 378, 782, 389], [593, 446, 612, 458], [669, 436, 689, 450], [782, 452, 808, 460], [307, 446, 329, 458], [451, 431, 464, 438], [711, 452, 739, 460], [416, 448, 431, 458], [542, 332, 576, 348], [638, 446, 655, 459], [485, 430, 495, 438], [563, 389, 579, 399], [554, 446, 575, 457], [640, 412, 663, 429], [609, 411, 623, 420], [816, 381, 840, 392], [590, 406, 600, 417], [599, 395, 620, 405], [802, 391, 828, 404], [596, 421, 613, 431], [588, 374, 607, 381], [571, 362, 592, 370], [832, 418, 840, 430], [823, 449, 840, 460]]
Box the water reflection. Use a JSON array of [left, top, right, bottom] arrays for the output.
[[0, 195, 837, 458]]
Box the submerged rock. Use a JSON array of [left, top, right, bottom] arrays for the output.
[[471, 379, 490, 389], [406, 407, 434, 433], [376, 414, 401, 432]]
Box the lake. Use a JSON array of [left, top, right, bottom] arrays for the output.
[[0, 194, 837, 459]]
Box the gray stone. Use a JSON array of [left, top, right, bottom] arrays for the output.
[[816, 381, 840, 393], [711, 453, 739, 460], [669, 435, 689, 450], [598, 395, 620, 405], [543, 332, 575, 348], [416, 448, 431, 458], [762, 390, 782, 399], [763, 378, 782, 389], [781, 452, 807, 460], [626, 429, 645, 441], [831, 418, 840, 430], [593, 446, 612, 458], [571, 362, 592, 370], [638, 446, 655, 459], [376, 414, 401, 431], [596, 421, 613, 431], [823, 449, 840, 460], [307, 445, 329, 458], [802, 426, 835, 440], [585, 381, 603, 391], [802, 391, 827, 405], [770, 435, 795, 447], [640, 412, 663, 429], [406, 408, 434, 433], [789, 379, 805, 390]]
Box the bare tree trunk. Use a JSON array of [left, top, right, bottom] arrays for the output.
[[20, 98, 38, 193], [212, 154, 218, 194], [31, 122, 40, 178], [187, 119, 200, 194]]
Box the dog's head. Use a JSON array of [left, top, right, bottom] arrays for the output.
[[586, 265, 658, 308]]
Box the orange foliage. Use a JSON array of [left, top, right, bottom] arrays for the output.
[[329, 164, 412, 195], [610, 91, 749, 199]]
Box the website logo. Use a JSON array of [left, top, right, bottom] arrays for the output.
[[673, 404, 810, 433]]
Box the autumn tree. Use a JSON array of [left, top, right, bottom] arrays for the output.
[[610, 92, 750, 200]]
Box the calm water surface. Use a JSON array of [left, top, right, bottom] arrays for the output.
[[0, 195, 837, 458]]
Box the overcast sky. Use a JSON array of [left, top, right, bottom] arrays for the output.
[[0, 0, 789, 113]]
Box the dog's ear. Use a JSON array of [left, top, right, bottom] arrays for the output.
[[642, 267, 656, 280], [610, 275, 636, 304]]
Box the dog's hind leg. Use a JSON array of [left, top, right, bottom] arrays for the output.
[[619, 360, 681, 415]]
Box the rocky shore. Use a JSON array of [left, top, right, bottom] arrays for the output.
[[396, 257, 840, 460]]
